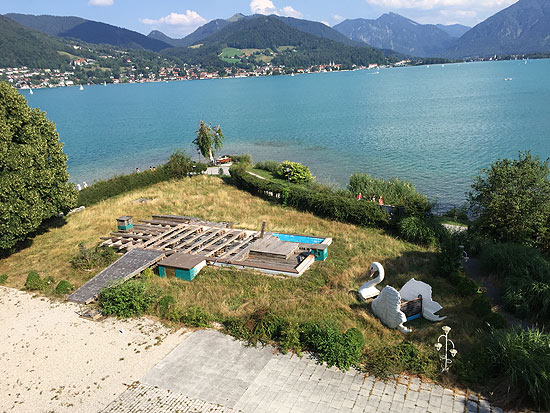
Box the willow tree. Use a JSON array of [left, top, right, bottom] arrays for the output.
[[193, 120, 224, 164], [0, 82, 76, 252]]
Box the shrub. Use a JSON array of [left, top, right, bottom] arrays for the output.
[[275, 161, 314, 183], [181, 306, 213, 327], [443, 204, 469, 222], [471, 294, 492, 317], [248, 309, 285, 344], [99, 279, 156, 318], [255, 160, 279, 173], [229, 154, 252, 164], [0, 274, 7, 284], [436, 235, 463, 277], [469, 151, 550, 252], [25, 271, 43, 291], [158, 295, 176, 316], [55, 280, 73, 295], [482, 312, 507, 330], [398, 216, 439, 246], [457, 275, 480, 297], [280, 322, 302, 355], [348, 173, 430, 216], [364, 341, 437, 379], [485, 328, 550, 410], [223, 316, 249, 341], [301, 321, 363, 371], [71, 243, 118, 270]]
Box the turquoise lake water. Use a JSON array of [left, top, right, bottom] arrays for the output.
[[25, 59, 550, 208]]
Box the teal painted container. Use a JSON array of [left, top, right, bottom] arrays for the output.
[[175, 267, 199, 281], [314, 248, 328, 261], [117, 223, 134, 231], [158, 266, 166, 278]]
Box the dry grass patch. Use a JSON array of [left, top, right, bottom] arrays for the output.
[[0, 175, 486, 383]]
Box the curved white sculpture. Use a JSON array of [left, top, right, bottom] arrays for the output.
[[358, 262, 384, 300], [371, 286, 411, 333], [399, 278, 446, 322], [360, 263, 447, 333]]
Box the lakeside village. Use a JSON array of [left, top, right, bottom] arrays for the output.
[[1, 59, 406, 90]]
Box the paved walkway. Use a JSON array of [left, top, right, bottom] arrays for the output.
[[102, 330, 504, 413]]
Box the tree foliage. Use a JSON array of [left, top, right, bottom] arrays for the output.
[[0, 82, 77, 252], [276, 161, 314, 183], [469, 151, 550, 251], [193, 120, 224, 163]]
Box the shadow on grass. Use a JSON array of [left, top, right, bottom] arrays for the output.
[[0, 215, 68, 259]]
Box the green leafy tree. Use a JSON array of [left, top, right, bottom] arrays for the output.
[[0, 82, 77, 252], [193, 120, 224, 164], [469, 151, 550, 251], [276, 161, 314, 184]]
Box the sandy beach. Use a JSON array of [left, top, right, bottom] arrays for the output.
[[0, 287, 188, 413]]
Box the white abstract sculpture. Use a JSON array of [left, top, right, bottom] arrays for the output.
[[371, 286, 411, 333], [361, 263, 447, 333], [399, 278, 447, 322], [358, 262, 384, 300]]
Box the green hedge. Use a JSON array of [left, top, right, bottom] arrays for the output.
[[229, 164, 389, 229], [348, 173, 430, 216], [77, 152, 208, 207]]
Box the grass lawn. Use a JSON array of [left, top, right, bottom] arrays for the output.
[[220, 47, 242, 58], [0, 176, 487, 389]]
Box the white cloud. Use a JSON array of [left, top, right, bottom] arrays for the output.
[[141, 11, 207, 27], [280, 6, 303, 18], [250, 0, 304, 18], [332, 14, 345, 23], [365, 0, 516, 10], [250, 0, 278, 15], [88, 0, 113, 6]]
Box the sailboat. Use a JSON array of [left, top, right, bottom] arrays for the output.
[[29, 88, 33, 95], [80, 85, 84, 91], [104, 81, 107, 86]]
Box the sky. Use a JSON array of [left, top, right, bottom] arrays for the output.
[[0, 0, 519, 38]]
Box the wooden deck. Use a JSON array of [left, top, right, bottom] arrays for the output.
[[67, 249, 165, 304], [99, 215, 330, 279]]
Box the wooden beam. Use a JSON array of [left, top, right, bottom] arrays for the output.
[[172, 227, 218, 251], [194, 231, 240, 255], [109, 232, 152, 240], [182, 229, 225, 254], [158, 226, 201, 249], [204, 231, 244, 257], [148, 225, 194, 249], [142, 224, 186, 249], [217, 233, 257, 260]]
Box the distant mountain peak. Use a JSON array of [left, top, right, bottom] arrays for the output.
[[334, 14, 453, 57], [227, 13, 246, 23]]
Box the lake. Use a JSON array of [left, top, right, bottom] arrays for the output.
[[25, 59, 550, 209]]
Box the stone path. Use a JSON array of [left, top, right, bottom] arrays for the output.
[[102, 330, 505, 413]]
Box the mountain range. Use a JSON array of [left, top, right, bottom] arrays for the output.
[[333, 13, 461, 57], [6, 13, 171, 52], [2, 0, 550, 70], [446, 0, 550, 57], [0, 14, 70, 68]]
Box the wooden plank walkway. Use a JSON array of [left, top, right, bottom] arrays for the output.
[[67, 249, 165, 304]]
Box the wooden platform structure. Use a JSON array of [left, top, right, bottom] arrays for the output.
[[100, 215, 331, 277], [67, 249, 165, 304]]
